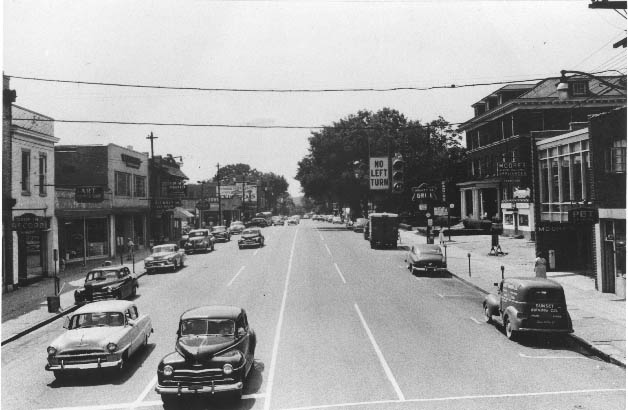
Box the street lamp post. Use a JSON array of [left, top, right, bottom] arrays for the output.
[[216, 163, 223, 225], [197, 181, 204, 228]]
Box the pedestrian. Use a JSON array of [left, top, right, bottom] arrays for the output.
[[438, 229, 445, 245], [534, 252, 547, 278]]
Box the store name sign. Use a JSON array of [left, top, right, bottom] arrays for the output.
[[497, 162, 527, 178], [121, 154, 142, 169], [11, 214, 50, 231], [163, 181, 186, 198], [369, 157, 389, 190], [152, 198, 181, 211], [568, 207, 599, 224], [75, 186, 104, 203]]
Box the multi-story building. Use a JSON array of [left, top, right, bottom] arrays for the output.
[[457, 75, 626, 239], [148, 154, 188, 243], [55, 144, 150, 265], [536, 107, 626, 293], [9, 105, 59, 286]]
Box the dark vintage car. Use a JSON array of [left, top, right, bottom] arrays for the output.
[[368, 212, 398, 249], [211, 225, 231, 242], [353, 218, 367, 233], [405, 244, 447, 274], [74, 266, 138, 304], [483, 277, 574, 341], [155, 306, 256, 404], [229, 221, 245, 235], [144, 244, 186, 273], [184, 229, 215, 254], [238, 228, 265, 249], [46, 300, 153, 379], [246, 218, 268, 228]]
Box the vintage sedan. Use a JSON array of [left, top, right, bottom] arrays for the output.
[[229, 221, 245, 235], [246, 218, 268, 228], [46, 300, 153, 379], [211, 225, 231, 242], [184, 229, 215, 254], [484, 277, 574, 341], [74, 266, 138, 304], [155, 306, 256, 404], [405, 244, 447, 274], [353, 218, 368, 233], [144, 244, 186, 274], [238, 229, 264, 249]]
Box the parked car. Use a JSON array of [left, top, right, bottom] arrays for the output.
[[246, 218, 268, 228], [46, 300, 153, 379], [155, 305, 256, 404], [184, 229, 214, 254], [144, 244, 186, 274], [229, 221, 245, 235], [211, 225, 231, 242], [405, 244, 447, 274], [271, 216, 284, 226], [483, 277, 574, 341], [287, 217, 299, 225], [353, 218, 367, 233], [238, 228, 265, 249], [331, 216, 343, 224], [74, 266, 138, 304]]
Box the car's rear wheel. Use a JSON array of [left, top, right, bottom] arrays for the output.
[[130, 285, 137, 298], [483, 304, 492, 324]]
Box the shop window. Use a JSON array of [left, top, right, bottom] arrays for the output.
[[572, 154, 583, 201], [551, 159, 559, 202], [519, 214, 529, 226], [606, 137, 626, 173], [134, 175, 146, 197], [21, 150, 31, 194], [504, 214, 514, 225], [38, 153, 47, 196], [87, 218, 108, 257], [115, 171, 132, 196], [561, 157, 570, 201]]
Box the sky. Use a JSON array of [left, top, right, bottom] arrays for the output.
[[3, 0, 627, 197]]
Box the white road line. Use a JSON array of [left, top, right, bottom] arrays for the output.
[[469, 317, 481, 324], [324, 244, 332, 256], [319, 232, 324, 241], [254, 248, 260, 256], [354, 303, 405, 401], [131, 375, 157, 408], [333, 262, 347, 284], [436, 293, 466, 298], [275, 388, 626, 410], [227, 266, 246, 287], [519, 352, 589, 360], [263, 228, 299, 410]]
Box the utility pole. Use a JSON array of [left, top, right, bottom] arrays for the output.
[[146, 132, 157, 158], [217, 163, 223, 225]]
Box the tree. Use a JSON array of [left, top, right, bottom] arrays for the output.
[[295, 108, 465, 217]]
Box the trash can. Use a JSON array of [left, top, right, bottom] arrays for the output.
[[616, 275, 626, 299], [47, 296, 60, 313]]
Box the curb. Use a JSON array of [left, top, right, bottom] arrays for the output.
[[1, 270, 148, 347]]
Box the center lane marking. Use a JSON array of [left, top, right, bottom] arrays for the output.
[[324, 244, 332, 256], [334, 262, 347, 284], [227, 266, 246, 287], [354, 303, 405, 401], [264, 227, 299, 410]]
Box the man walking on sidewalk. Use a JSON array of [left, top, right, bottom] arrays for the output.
[[534, 252, 547, 278]]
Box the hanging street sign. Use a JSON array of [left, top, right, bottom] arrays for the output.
[[369, 157, 389, 191]]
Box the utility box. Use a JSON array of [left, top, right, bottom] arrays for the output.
[[47, 296, 60, 313]]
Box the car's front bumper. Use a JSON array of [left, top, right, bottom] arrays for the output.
[[46, 356, 122, 371], [145, 260, 176, 270], [510, 317, 573, 333], [155, 381, 243, 395], [238, 241, 261, 248]]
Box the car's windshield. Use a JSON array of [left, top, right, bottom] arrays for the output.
[[153, 245, 175, 253], [528, 288, 564, 302], [212, 226, 226, 232], [188, 231, 207, 237], [86, 270, 119, 281], [242, 229, 260, 235], [180, 319, 235, 336], [70, 312, 125, 329], [416, 246, 441, 255]]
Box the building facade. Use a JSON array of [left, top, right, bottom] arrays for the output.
[[55, 144, 150, 265], [149, 154, 188, 244], [10, 105, 59, 286], [458, 75, 626, 239]]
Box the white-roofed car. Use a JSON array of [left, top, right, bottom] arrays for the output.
[[45, 300, 153, 379], [144, 244, 186, 274]]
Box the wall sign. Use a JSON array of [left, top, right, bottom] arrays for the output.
[[497, 162, 527, 178], [568, 207, 599, 224], [11, 214, 50, 231], [75, 186, 104, 203], [121, 154, 142, 169]]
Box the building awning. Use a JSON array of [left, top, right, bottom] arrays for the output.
[[174, 207, 194, 219]]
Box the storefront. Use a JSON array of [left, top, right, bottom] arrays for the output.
[[598, 212, 626, 294], [58, 216, 110, 263], [11, 213, 55, 284]]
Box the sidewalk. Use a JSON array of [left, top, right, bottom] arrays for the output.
[[1, 249, 150, 346], [400, 229, 626, 368]]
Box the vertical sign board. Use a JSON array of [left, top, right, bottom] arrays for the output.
[[369, 157, 389, 190]]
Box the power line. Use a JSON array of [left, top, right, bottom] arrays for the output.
[[7, 74, 555, 93]]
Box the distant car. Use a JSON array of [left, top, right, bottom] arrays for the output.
[[405, 244, 447, 274], [211, 225, 231, 242], [353, 218, 367, 233], [287, 217, 298, 225], [144, 244, 186, 274], [229, 222, 245, 235], [483, 277, 574, 341], [238, 228, 265, 249], [46, 300, 153, 379], [74, 266, 138, 304], [345, 219, 354, 229], [246, 218, 268, 228], [155, 305, 256, 404], [271, 216, 284, 226], [184, 229, 214, 254], [332, 216, 343, 224]]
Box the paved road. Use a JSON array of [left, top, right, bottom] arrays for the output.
[[2, 221, 625, 410]]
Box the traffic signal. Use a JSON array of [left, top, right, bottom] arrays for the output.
[[392, 155, 405, 193]]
